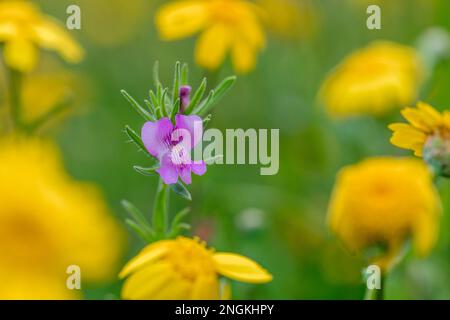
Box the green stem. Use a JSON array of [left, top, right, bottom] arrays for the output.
[[364, 271, 385, 300], [152, 179, 169, 238], [8, 68, 22, 131]]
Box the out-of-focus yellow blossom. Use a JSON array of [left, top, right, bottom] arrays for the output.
[[120, 236, 272, 299], [327, 157, 440, 272], [156, 0, 265, 74], [319, 41, 424, 117], [389, 102, 449, 157], [257, 0, 317, 40], [0, 137, 125, 299], [0, 1, 84, 72], [79, 0, 150, 47]]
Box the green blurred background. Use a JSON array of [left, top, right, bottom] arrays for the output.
[[34, 0, 450, 299]]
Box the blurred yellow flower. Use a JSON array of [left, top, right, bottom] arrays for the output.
[[319, 41, 424, 117], [257, 0, 317, 40], [0, 137, 125, 299], [327, 157, 440, 272], [119, 236, 272, 299], [0, 0, 84, 72], [389, 102, 449, 157], [156, 0, 265, 73]]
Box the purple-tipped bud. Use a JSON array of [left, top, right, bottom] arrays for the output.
[[179, 85, 191, 113]]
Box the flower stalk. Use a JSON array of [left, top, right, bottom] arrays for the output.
[[364, 272, 385, 300]]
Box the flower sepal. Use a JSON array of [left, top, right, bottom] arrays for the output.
[[423, 134, 450, 178]]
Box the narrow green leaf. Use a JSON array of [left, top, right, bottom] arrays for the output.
[[192, 89, 214, 115], [143, 99, 156, 117], [170, 98, 180, 122], [168, 207, 190, 237], [149, 90, 163, 118], [192, 76, 236, 115], [160, 87, 169, 117], [121, 90, 153, 121], [170, 181, 192, 201], [184, 78, 206, 114], [211, 76, 236, 105], [124, 125, 148, 155], [122, 200, 153, 233], [181, 63, 189, 85], [133, 164, 159, 176], [125, 219, 153, 242], [172, 61, 181, 105]]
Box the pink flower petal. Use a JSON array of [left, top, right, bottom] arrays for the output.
[[156, 153, 178, 184], [191, 161, 207, 176], [141, 118, 173, 158], [175, 114, 203, 149], [179, 167, 192, 185]]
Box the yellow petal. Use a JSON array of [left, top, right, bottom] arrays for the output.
[[240, 18, 265, 49], [121, 262, 173, 299], [119, 240, 170, 278], [231, 38, 257, 74], [190, 275, 220, 300], [0, 21, 18, 41], [401, 107, 437, 133], [213, 253, 272, 284], [156, 0, 208, 40], [413, 210, 440, 257], [152, 274, 192, 300], [417, 101, 442, 124], [195, 23, 231, 71], [4, 37, 37, 72], [31, 18, 84, 63], [390, 130, 426, 155], [442, 111, 450, 129]]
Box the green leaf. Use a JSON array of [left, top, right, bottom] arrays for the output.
[[121, 90, 153, 121], [133, 164, 159, 176], [170, 181, 192, 201], [121, 200, 154, 233], [172, 61, 181, 105], [124, 125, 148, 155], [160, 87, 169, 117], [168, 208, 191, 238], [184, 78, 206, 114], [143, 99, 156, 118], [170, 98, 180, 122], [125, 219, 154, 242], [181, 63, 189, 85], [192, 76, 236, 115], [211, 76, 236, 105], [192, 89, 214, 115], [149, 90, 163, 119]]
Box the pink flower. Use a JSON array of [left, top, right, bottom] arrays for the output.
[[141, 114, 206, 185]]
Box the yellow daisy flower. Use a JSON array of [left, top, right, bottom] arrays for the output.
[[156, 0, 265, 74], [327, 157, 441, 272], [0, 1, 84, 72], [0, 136, 125, 299], [389, 102, 450, 176], [119, 236, 272, 299], [319, 41, 424, 117]]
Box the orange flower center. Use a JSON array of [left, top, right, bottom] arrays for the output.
[[166, 237, 216, 281]]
